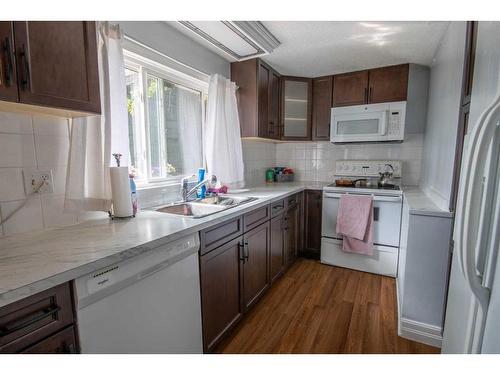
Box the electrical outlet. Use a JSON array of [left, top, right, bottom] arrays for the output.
[[24, 170, 54, 194]]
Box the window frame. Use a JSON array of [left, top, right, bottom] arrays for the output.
[[123, 49, 209, 188]]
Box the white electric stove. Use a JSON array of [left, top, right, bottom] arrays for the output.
[[321, 160, 404, 277]]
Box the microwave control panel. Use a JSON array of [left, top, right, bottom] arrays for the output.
[[388, 111, 401, 135]]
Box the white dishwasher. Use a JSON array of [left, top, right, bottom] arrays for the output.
[[74, 233, 203, 354]]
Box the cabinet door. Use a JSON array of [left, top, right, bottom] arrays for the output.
[[200, 236, 243, 352], [21, 326, 76, 354], [332, 70, 368, 107], [13, 21, 100, 113], [270, 214, 285, 283], [243, 222, 270, 310], [312, 76, 333, 140], [303, 190, 322, 259], [0, 22, 18, 102], [257, 63, 270, 138], [368, 64, 409, 103], [281, 77, 312, 140], [268, 70, 281, 139], [284, 203, 299, 267]]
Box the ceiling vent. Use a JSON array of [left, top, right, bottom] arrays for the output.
[[177, 21, 280, 61]]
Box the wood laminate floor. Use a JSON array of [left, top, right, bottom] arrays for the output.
[[216, 258, 440, 354]]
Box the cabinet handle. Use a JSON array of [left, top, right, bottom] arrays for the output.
[[368, 87, 373, 103], [238, 241, 245, 263], [19, 44, 30, 90], [364, 87, 368, 103], [244, 240, 249, 261], [0, 305, 61, 337]]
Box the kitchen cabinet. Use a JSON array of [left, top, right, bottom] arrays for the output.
[[332, 70, 368, 107], [0, 282, 77, 353], [199, 236, 244, 353], [281, 76, 312, 141], [368, 64, 409, 103], [21, 326, 76, 354], [332, 64, 409, 107], [242, 221, 270, 310], [0, 22, 18, 102], [270, 213, 285, 283], [231, 58, 280, 139], [284, 201, 300, 266], [303, 190, 322, 259], [312, 75, 333, 140], [11, 21, 100, 114]]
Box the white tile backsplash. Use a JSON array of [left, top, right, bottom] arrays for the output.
[[0, 112, 73, 236], [242, 134, 424, 187]]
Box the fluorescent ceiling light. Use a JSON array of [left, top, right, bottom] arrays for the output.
[[178, 21, 280, 61]]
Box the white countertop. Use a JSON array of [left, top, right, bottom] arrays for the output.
[[402, 186, 454, 218], [0, 182, 329, 307]]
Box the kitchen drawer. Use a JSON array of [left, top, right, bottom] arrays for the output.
[[0, 283, 74, 353], [320, 237, 398, 277], [270, 199, 286, 218], [287, 194, 299, 207], [21, 326, 76, 354], [200, 216, 243, 255], [243, 205, 270, 232]]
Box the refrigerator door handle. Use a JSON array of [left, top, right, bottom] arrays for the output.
[[458, 99, 500, 316]]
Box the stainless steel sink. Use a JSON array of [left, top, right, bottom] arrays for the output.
[[154, 195, 258, 218]]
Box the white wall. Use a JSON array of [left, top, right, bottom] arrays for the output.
[[118, 21, 230, 77], [420, 22, 466, 211]]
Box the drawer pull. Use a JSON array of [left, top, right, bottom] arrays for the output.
[[0, 306, 61, 337]]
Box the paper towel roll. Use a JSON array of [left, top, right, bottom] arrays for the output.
[[110, 167, 133, 218]]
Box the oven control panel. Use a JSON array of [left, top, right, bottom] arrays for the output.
[[335, 160, 402, 177]]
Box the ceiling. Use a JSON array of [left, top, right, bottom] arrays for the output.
[[260, 21, 450, 76], [170, 21, 450, 77]]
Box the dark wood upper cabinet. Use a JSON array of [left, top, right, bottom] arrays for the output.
[[269, 70, 281, 139], [231, 58, 280, 139], [281, 76, 312, 141], [242, 222, 270, 311], [332, 70, 368, 107], [312, 75, 333, 140], [0, 22, 19, 102], [199, 236, 244, 352], [303, 190, 322, 259], [12, 21, 100, 114], [368, 64, 409, 103]]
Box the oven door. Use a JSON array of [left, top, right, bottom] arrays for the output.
[[321, 192, 402, 247], [330, 109, 388, 143]]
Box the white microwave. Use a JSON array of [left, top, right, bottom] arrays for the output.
[[330, 101, 406, 143]]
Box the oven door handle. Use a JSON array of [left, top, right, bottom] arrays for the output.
[[323, 192, 402, 203]]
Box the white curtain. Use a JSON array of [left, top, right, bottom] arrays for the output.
[[177, 86, 203, 175], [204, 74, 244, 188], [64, 22, 129, 213]]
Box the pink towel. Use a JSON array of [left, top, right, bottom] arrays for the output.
[[335, 194, 374, 256]]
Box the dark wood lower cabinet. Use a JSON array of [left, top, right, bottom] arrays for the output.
[[242, 221, 270, 310], [0, 22, 18, 102], [270, 214, 285, 283], [284, 203, 299, 266], [303, 190, 322, 259], [21, 326, 76, 354], [199, 236, 244, 353]]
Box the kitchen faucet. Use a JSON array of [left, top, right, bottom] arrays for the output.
[[180, 174, 218, 202]]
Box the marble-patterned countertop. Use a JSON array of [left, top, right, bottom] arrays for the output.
[[0, 181, 330, 307], [402, 186, 454, 218]]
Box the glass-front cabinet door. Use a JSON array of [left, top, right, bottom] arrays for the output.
[[281, 77, 312, 140]]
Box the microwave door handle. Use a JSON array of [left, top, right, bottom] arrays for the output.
[[380, 111, 388, 136]]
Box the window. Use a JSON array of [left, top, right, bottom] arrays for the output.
[[124, 50, 207, 186]]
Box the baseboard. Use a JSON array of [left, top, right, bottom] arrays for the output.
[[399, 317, 443, 348]]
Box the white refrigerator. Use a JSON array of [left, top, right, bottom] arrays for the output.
[[442, 21, 500, 353]]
